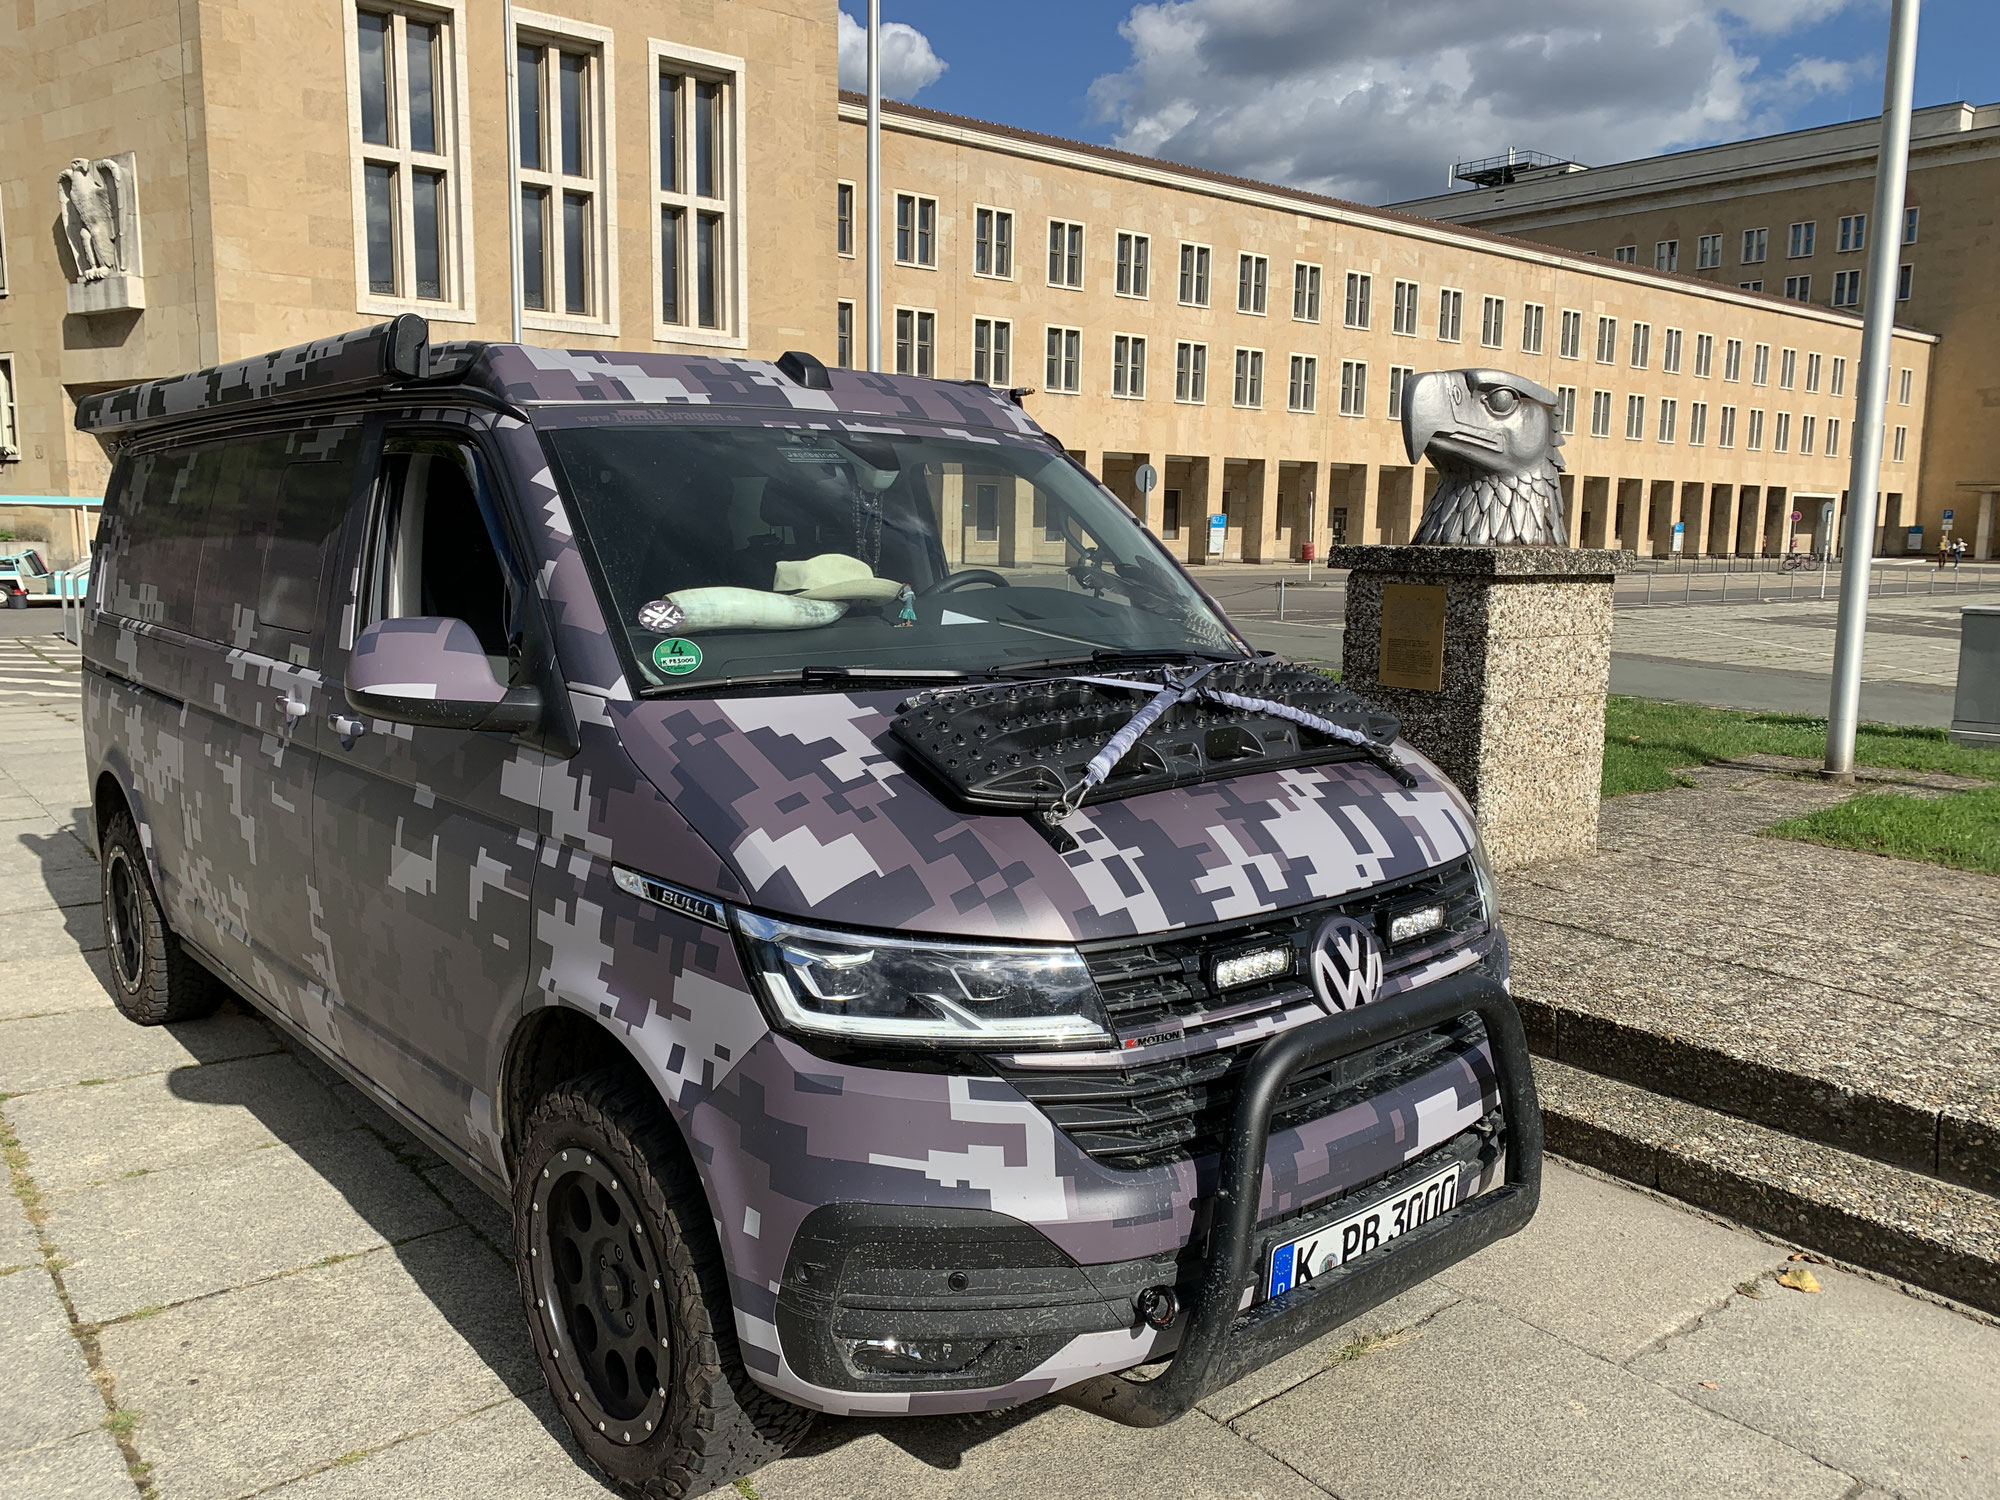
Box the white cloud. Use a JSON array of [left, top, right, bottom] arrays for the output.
[[1087, 0, 1873, 204], [837, 10, 947, 100]]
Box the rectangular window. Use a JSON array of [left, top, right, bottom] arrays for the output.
[[1806, 353, 1822, 392], [1688, 401, 1708, 446], [1894, 425, 1908, 463], [1752, 343, 1770, 385], [1654, 239, 1678, 272], [1658, 398, 1677, 443], [1694, 333, 1713, 377], [1629, 322, 1651, 369], [1179, 243, 1211, 306], [1724, 338, 1743, 382], [1831, 356, 1846, 396], [1481, 296, 1505, 348], [1111, 334, 1146, 397], [520, 184, 547, 309], [1740, 280, 1764, 293], [1800, 414, 1815, 454], [1788, 221, 1816, 258], [1555, 385, 1576, 435], [1237, 254, 1268, 314], [973, 207, 1013, 278], [835, 180, 853, 256], [1697, 234, 1722, 269], [1044, 326, 1081, 392], [1904, 206, 1920, 244], [1898, 263, 1913, 301], [894, 193, 936, 267], [1742, 227, 1767, 264], [1596, 316, 1617, 363], [1294, 263, 1323, 322], [1288, 355, 1317, 413], [1826, 417, 1841, 456], [893, 308, 935, 377], [1233, 348, 1264, 407], [1718, 406, 1737, 448], [561, 190, 590, 314], [1343, 271, 1370, 329], [1773, 412, 1790, 452], [1899, 368, 1913, 405], [1175, 341, 1207, 403], [1661, 327, 1682, 374], [1625, 394, 1645, 440], [1779, 349, 1797, 390], [973, 317, 1012, 385], [1613, 245, 1637, 264], [1747, 409, 1765, 450], [1784, 275, 1810, 301], [836, 301, 853, 368], [1832, 269, 1861, 306], [1521, 302, 1545, 355], [520, 28, 608, 323], [1590, 390, 1612, 438], [352, 6, 461, 307], [1047, 220, 1084, 288], [1116, 232, 1150, 297], [1437, 289, 1463, 342], [1559, 308, 1582, 360], [1339, 360, 1366, 417], [0, 357, 16, 456], [1394, 280, 1420, 336], [1838, 214, 1866, 253], [1389, 366, 1414, 421]]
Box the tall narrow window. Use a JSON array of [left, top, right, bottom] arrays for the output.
[[1724, 338, 1742, 382], [1903, 207, 1920, 244], [974, 208, 1013, 277], [519, 30, 606, 322], [1625, 394, 1645, 440], [1629, 322, 1650, 369], [1825, 417, 1840, 456], [1521, 303, 1544, 355], [973, 318, 1012, 385], [656, 51, 740, 336], [1590, 390, 1612, 438], [1838, 214, 1866, 253], [1779, 349, 1797, 390], [1596, 317, 1617, 363], [1752, 343, 1770, 386], [1658, 399, 1677, 444], [1833, 270, 1861, 306], [1898, 264, 1914, 301], [1800, 414, 1815, 454], [1654, 240, 1678, 272], [1747, 409, 1765, 450], [1115, 233, 1150, 297], [1390, 366, 1415, 421], [1831, 357, 1847, 396], [836, 301, 853, 368], [1288, 355, 1317, 413], [0, 358, 16, 457], [1554, 385, 1576, 435], [1718, 406, 1737, 448], [1175, 342, 1207, 403], [1233, 348, 1264, 407], [1437, 289, 1462, 342], [893, 309, 934, 377], [1788, 221, 1816, 258], [1179, 243, 1210, 306], [1688, 402, 1708, 446], [1048, 221, 1084, 288], [1294, 264, 1322, 322], [1899, 367, 1913, 405], [1481, 297, 1504, 348], [1237, 254, 1268, 314], [836, 181, 853, 256], [1344, 272, 1370, 329], [1394, 280, 1420, 335], [1044, 327, 1081, 392], [894, 194, 937, 267], [352, 6, 458, 307], [1339, 361, 1366, 417], [1661, 328, 1681, 374], [1559, 309, 1581, 360], [1806, 353, 1822, 392], [1773, 412, 1790, 453], [1696, 234, 1721, 269], [1742, 227, 1767, 264], [1694, 333, 1714, 378], [1112, 335, 1146, 397]]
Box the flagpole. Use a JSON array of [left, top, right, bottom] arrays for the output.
[[865, 0, 883, 372]]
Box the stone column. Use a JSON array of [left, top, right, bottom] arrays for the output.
[[1736, 486, 1762, 556], [1976, 491, 1996, 562], [1708, 484, 1736, 557], [1327, 544, 1633, 870], [1241, 458, 1280, 562], [1679, 482, 1707, 558], [1185, 455, 1221, 565]]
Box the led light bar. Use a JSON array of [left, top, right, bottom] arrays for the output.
[[1389, 905, 1446, 944], [1213, 945, 1292, 990]]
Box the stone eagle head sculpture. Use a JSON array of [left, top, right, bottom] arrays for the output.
[[1401, 368, 1566, 546]]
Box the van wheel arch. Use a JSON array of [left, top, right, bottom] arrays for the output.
[[499, 1004, 676, 1177], [94, 770, 134, 855]]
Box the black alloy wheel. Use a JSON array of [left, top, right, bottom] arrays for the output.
[[97, 809, 222, 1025], [104, 845, 146, 993]]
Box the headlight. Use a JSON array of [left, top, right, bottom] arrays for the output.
[[734, 912, 1114, 1049], [1469, 830, 1500, 928]]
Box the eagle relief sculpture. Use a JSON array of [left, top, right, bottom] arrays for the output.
[[1401, 368, 1567, 546], [58, 157, 127, 283]]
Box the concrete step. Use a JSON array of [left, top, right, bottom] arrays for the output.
[[1534, 1057, 2000, 1317]]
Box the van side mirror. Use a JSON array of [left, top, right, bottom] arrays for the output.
[[345, 616, 543, 733]]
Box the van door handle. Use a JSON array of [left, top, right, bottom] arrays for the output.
[[279, 693, 309, 720], [329, 714, 366, 747]]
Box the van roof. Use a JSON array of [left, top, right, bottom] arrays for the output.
[[73, 314, 1045, 445]]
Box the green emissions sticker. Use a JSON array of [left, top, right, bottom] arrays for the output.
[[651, 637, 703, 676]]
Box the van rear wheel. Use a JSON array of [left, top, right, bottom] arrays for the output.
[[99, 810, 222, 1025], [512, 1070, 811, 1497]]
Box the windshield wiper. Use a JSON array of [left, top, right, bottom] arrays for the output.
[[988, 647, 1249, 679], [641, 666, 969, 698]]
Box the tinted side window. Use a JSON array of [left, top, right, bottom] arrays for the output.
[[105, 447, 212, 631], [260, 457, 353, 635], [194, 440, 281, 642]]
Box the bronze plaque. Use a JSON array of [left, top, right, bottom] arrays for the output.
[[1378, 583, 1446, 691]]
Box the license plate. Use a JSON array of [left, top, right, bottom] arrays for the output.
[[1265, 1162, 1463, 1299]]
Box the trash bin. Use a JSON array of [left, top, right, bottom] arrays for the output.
[[1949, 605, 2000, 747]]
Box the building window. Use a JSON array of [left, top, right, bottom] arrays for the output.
[[1751, 343, 1770, 386], [1739, 280, 1764, 293], [1343, 271, 1370, 329], [1826, 417, 1841, 456], [1898, 263, 1913, 301], [1784, 275, 1810, 301], [1788, 221, 1816, 258], [1629, 322, 1650, 369], [1590, 390, 1612, 438], [1831, 356, 1846, 396], [1437, 289, 1463, 342], [1688, 401, 1708, 446], [1047, 220, 1084, 288], [1237, 254, 1268, 314], [1393, 280, 1420, 336], [1898, 367, 1913, 405], [1111, 334, 1146, 397], [836, 181, 853, 257], [1338, 360, 1366, 417], [1175, 341, 1207, 403], [1521, 303, 1545, 355], [1904, 206, 1920, 244], [1806, 353, 1822, 392], [1595, 316, 1617, 364], [835, 301, 852, 367], [1694, 333, 1713, 377], [973, 317, 1011, 385], [1838, 214, 1866, 253], [974, 207, 1013, 278], [1625, 394, 1645, 440], [656, 49, 740, 337], [520, 28, 611, 323], [1559, 309, 1582, 360], [1658, 398, 1677, 443], [1613, 245, 1637, 264], [353, 5, 463, 308], [1747, 409, 1765, 450], [1044, 326, 1080, 391], [1294, 264, 1323, 322], [1555, 385, 1576, 435], [1115, 232, 1150, 298], [1724, 338, 1742, 381], [1773, 412, 1790, 452], [1742, 227, 1767, 264], [1800, 414, 1815, 454], [1696, 234, 1722, 270], [1481, 296, 1504, 349], [1718, 406, 1737, 448], [1179, 243, 1211, 306], [1288, 355, 1317, 413], [1233, 348, 1264, 407], [893, 308, 934, 376], [1779, 349, 1796, 390], [1389, 366, 1414, 421], [0, 357, 16, 457], [1662, 327, 1682, 374], [894, 193, 936, 267], [1832, 270, 1861, 307], [1654, 240, 1678, 272]]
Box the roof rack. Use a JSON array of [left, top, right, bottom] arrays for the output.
[[74, 313, 440, 440]]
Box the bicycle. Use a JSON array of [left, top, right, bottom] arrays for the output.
[[1781, 550, 1822, 572]]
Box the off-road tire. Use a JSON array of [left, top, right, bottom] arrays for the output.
[[513, 1069, 812, 1497], [99, 810, 222, 1025]]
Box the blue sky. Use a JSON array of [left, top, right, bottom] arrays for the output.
[[838, 1, 2000, 204]]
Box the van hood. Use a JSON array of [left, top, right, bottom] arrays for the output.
[[607, 690, 1477, 945]]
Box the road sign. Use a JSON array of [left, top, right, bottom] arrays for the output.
[[1791, 510, 1802, 522], [1944, 508, 1955, 521], [1207, 513, 1227, 556], [1134, 463, 1158, 493], [1671, 522, 1684, 554]]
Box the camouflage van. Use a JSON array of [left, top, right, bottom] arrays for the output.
[[77, 316, 1539, 1493]]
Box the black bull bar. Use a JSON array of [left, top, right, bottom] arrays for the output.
[[1067, 971, 1542, 1426]]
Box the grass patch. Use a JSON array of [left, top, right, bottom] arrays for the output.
[[1331, 1329, 1410, 1364], [103, 1408, 143, 1438], [1764, 787, 2000, 874], [120, 1305, 166, 1323], [1603, 697, 2000, 797]]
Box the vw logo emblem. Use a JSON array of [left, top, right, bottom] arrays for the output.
[[1309, 915, 1383, 1014]]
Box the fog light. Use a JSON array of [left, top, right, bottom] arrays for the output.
[[846, 1338, 990, 1376], [1213, 945, 1291, 990], [1389, 905, 1445, 944]]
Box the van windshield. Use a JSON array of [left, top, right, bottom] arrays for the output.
[[541, 418, 1245, 692]]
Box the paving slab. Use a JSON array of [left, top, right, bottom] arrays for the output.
[[0, 1004, 277, 1096], [49, 1129, 460, 1325], [1232, 1299, 1854, 1500], [0, 858, 101, 914], [100, 1228, 537, 1500], [0, 1429, 134, 1500], [0, 949, 117, 1022], [6, 1050, 362, 1192], [419, 1161, 513, 1257], [0, 901, 105, 962], [0, 1175, 42, 1271], [0, 1264, 105, 1457], [261, 1397, 609, 1499], [1631, 1263, 2000, 1500], [1434, 1161, 1794, 1362]]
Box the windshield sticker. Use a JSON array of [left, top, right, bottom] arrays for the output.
[[637, 598, 685, 634], [651, 637, 703, 676]]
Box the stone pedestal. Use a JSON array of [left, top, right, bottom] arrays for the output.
[[1328, 544, 1634, 869], [67, 272, 146, 316]]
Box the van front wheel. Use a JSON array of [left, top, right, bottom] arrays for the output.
[[99, 810, 222, 1025], [512, 1070, 811, 1497]]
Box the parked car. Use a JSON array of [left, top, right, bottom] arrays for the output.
[[1, 546, 88, 607], [76, 316, 1539, 1493]]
